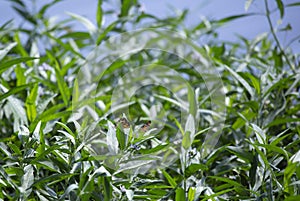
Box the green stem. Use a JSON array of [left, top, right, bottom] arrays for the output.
[[183, 150, 188, 200], [264, 0, 295, 73]]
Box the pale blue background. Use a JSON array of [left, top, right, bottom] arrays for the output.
[[0, 0, 299, 51]]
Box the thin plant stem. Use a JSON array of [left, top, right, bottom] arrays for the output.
[[264, 0, 296, 73]]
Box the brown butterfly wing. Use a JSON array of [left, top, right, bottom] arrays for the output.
[[118, 117, 130, 128], [140, 121, 151, 132]]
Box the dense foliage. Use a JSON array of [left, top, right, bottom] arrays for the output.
[[0, 0, 299, 200]]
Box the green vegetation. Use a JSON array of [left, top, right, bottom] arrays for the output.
[[0, 0, 299, 200]]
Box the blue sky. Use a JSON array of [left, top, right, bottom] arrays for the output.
[[0, 0, 299, 51]]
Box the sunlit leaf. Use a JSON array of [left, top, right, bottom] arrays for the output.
[[175, 187, 185, 201], [245, 0, 254, 11], [0, 42, 17, 61], [223, 64, 255, 98], [20, 165, 34, 199], [107, 120, 119, 154]]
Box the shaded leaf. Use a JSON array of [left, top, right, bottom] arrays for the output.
[[0, 57, 38, 74], [0, 83, 34, 102], [275, 0, 284, 18], [97, 0, 103, 28]]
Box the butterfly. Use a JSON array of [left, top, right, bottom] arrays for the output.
[[140, 121, 151, 132], [118, 117, 130, 128]]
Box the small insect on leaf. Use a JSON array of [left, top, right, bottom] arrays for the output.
[[118, 117, 130, 128], [140, 121, 151, 132]]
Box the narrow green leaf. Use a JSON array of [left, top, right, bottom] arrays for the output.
[[216, 13, 254, 25], [107, 120, 119, 154], [121, 0, 132, 17], [57, 130, 76, 145], [41, 111, 72, 122], [29, 103, 66, 131], [262, 76, 288, 98], [53, 59, 70, 106], [275, 0, 284, 18], [265, 118, 300, 128], [116, 127, 126, 150], [0, 83, 34, 102], [155, 94, 188, 111], [0, 57, 37, 74], [284, 162, 297, 194], [59, 31, 90, 39], [291, 150, 300, 163], [30, 145, 63, 164], [285, 196, 300, 201], [7, 143, 21, 155], [0, 142, 12, 157], [13, 32, 28, 57], [279, 23, 292, 32], [18, 125, 30, 144], [25, 83, 38, 122], [249, 153, 258, 187], [93, 166, 111, 177], [185, 164, 208, 177], [0, 166, 17, 189], [12, 6, 37, 25], [33, 173, 75, 187], [58, 184, 78, 201], [0, 42, 17, 61], [187, 85, 196, 117], [45, 35, 84, 59], [173, 117, 185, 136], [208, 176, 243, 188], [182, 131, 191, 150], [96, 0, 103, 28], [96, 21, 117, 45], [67, 12, 96, 36], [139, 144, 168, 154], [226, 146, 253, 162], [223, 64, 254, 98], [287, 2, 300, 7], [9, 0, 26, 8], [188, 187, 195, 201], [32, 121, 41, 143], [273, 47, 283, 68], [102, 176, 112, 201], [78, 166, 93, 190], [114, 156, 156, 174], [185, 114, 195, 139], [15, 65, 26, 86], [270, 129, 290, 146], [20, 165, 34, 199], [203, 188, 234, 201], [38, 0, 62, 17], [250, 142, 271, 169], [251, 123, 266, 144], [246, 73, 260, 95], [175, 187, 185, 201], [258, 143, 289, 159], [162, 169, 177, 188], [56, 122, 76, 142]]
